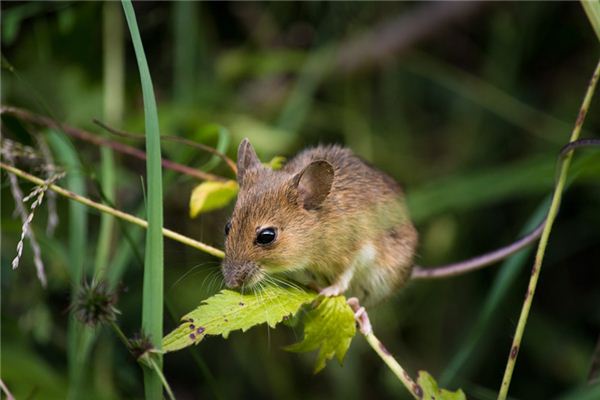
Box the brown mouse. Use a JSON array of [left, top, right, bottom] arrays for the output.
[[222, 139, 418, 306]]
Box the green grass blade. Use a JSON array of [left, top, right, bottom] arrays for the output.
[[95, 1, 123, 279], [122, 1, 165, 399], [581, 0, 600, 41], [46, 129, 89, 400]]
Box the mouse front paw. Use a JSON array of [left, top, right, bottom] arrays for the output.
[[319, 284, 344, 297]]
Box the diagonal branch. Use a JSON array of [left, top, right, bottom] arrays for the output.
[[1, 161, 225, 259], [498, 57, 600, 400], [0, 105, 225, 182]]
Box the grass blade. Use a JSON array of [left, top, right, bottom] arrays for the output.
[[121, 1, 165, 399]]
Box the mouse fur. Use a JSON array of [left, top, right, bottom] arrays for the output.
[[223, 139, 418, 306]]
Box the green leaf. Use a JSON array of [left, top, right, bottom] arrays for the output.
[[162, 286, 317, 353], [189, 180, 238, 218], [264, 156, 286, 170], [285, 296, 356, 373], [417, 371, 466, 400]]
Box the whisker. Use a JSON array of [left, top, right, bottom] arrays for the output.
[[169, 262, 218, 292]]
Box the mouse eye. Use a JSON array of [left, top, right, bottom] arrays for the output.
[[255, 227, 277, 245], [224, 221, 232, 236]]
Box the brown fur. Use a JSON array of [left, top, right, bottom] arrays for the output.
[[223, 139, 418, 305]]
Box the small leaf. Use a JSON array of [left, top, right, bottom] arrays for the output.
[[189, 180, 238, 218], [264, 156, 286, 170], [162, 286, 317, 353], [285, 296, 356, 373], [417, 371, 466, 400]]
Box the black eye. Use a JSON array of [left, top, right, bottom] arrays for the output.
[[224, 221, 232, 236], [256, 227, 276, 245]]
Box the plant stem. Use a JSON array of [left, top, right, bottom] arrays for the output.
[[0, 162, 225, 259], [0, 105, 225, 182], [363, 331, 421, 399], [497, 58, 600, 400]]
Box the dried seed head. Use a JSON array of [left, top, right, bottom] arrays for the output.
[[129, 332, 154, 360], [72, 280, 119, 326]]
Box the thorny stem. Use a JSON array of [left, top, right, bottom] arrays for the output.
[[348, 299, 421, 399], [498, 58, 600, 400], [0, 161, 225, 259], [364, 328, 421, 399], [0, 105, 225, 182]]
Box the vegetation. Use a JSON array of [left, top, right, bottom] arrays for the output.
[[1, 2, 600, 399]]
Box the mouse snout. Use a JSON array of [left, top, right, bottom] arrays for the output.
[[222, 260, 259, 288]]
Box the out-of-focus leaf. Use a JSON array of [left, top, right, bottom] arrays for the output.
[[417, 371, 466, 400], [189, 180, 238, 218], [264, 156, 286, 170], [194, 124, 231, 172], [285, 296, 356, 373], [162, 286, 317, 353], [581, 0, 600, 42]]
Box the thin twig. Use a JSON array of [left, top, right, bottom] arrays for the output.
[[0, 105, 225, 182], [93, 118, 238, 174], [0, 379, 15, 400], [3, 148, 48, 286], [1, 161, 225, 259], [364, 332, 421, 399], [498, 58, 600, 400], [348, 299, 421, 398]]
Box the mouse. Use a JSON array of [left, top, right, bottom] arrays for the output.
[[222, 138, 418, 306]]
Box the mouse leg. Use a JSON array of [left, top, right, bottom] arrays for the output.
[[319, 266, 355, 297]]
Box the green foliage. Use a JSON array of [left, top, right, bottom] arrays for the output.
[[286, 296, 356, 373], [163, 286, 317, 352], [189, 180, 239, 218], [417, 371, 466, 400], [264, 155, 287, 170]]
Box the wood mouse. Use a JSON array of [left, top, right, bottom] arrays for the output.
[[223, 138, 418, 306]]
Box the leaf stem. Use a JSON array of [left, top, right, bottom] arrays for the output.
[[363, 331, 421, 399], [497, 57, 600, 399], [0, 161, 225, 259]]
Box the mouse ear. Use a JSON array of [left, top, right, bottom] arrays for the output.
[[237, 138, 261, 185], [292, 160, 334, 210]]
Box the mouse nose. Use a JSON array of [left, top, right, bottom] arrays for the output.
[[222, 260, 257, 288]]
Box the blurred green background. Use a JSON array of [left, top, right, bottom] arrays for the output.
[[1, 2, 599, 399]]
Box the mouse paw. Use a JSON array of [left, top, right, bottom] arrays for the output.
[[347, 297, 372, 335], [319, 285, 343, 297]]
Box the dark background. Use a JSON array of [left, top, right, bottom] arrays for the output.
[[1, 2, 599, 399]]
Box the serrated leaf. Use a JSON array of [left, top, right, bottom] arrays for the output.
[[264, 156, 286, 170], [189, 180, 238, 218], [285, 296, 356, 373], [417, 371, 466, 400], [162, 286, 317, 353]]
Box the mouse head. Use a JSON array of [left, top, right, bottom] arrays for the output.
[[222, 139, 334, 288]]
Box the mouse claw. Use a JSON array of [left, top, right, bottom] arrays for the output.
[[347, 297, 372, 335]]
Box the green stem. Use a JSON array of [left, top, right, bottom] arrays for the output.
[[497, 58, 600, 400], [110, 320, 131, 350], [0, 162, 224, 258], [363, 332, 420, 399], [148, 357, 176, 400]]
